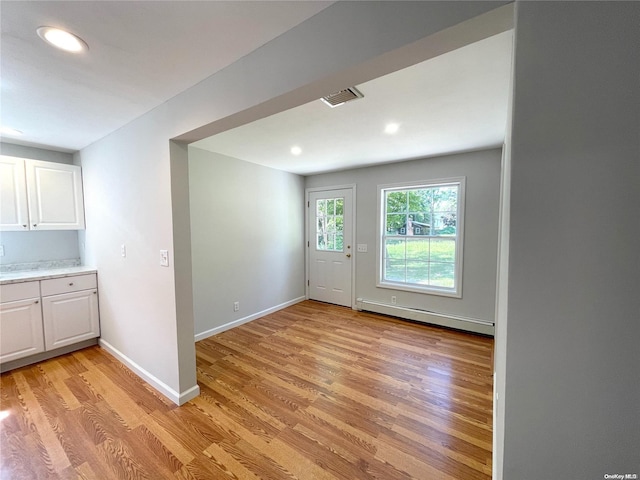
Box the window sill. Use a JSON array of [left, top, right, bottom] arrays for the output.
[[377, 281, 462, 299]]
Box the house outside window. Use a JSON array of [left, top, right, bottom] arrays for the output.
[[378, 177, 465, 297]]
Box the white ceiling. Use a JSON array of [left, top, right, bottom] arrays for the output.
[[194, 30, 513, 175], [1, 1, 512, 175], [0, 1, 333, 152]]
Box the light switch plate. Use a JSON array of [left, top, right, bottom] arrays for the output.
[[0, 245, 4, 257], [121, 244, 126, 257], [160, 250, 169, 267], [357, 244, 368, 253]]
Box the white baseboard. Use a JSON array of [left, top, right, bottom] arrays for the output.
[[99, 339, 200, 406], [178, 384, 201, 404], [194, 296, 306, 342], [356, 298, 494, 336]]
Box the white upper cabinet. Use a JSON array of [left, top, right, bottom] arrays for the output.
[[0, 156, 30, 230], [25, 159, 85, 230], [0, 155, 85, 231]]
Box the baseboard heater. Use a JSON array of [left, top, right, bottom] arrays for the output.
[[355, 298, 494, 336]]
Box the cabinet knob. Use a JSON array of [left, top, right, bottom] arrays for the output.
[[68, 282, 74, 286], [22, 224, 27, 228], [93, 291, 97, 294], [35, 300, 39, 304], [33, 224, 37, 228]]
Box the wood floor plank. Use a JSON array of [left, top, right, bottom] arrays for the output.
[[1, 300, 493, 479], [57, 408, 116, 475], [205, 439, 296, 480], [373, 436, 460, 480], [80, 367, 147, 430], [62, 375, 101, 406], [398, 404, 493, 451], [96, 436, 151, 479], [197, 387, 285, 440], [11, 371, 72, 473], [74, 462, 100, 480], [124, 425, 183, 477], [17, 432, 58, 479], [1, 432, 39, 479], [95, 361, 174, 414], [391, 420, 492, 475]]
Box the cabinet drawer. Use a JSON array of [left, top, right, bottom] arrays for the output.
[[41, 274, 97, 297], [0, 281, 40, 303]]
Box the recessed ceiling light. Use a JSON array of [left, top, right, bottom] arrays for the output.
[[0, 126, 23, 137], [290, 146, 302, 156], [37, 26, 88, 53], [385, 123, 400, 135]]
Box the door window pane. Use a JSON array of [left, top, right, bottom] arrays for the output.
[[316, 197, 345, 252]]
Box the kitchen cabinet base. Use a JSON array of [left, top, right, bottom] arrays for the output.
[[0, 338, 98, 373]]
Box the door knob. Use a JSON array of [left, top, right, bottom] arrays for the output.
[[346, 253, 351, 258]]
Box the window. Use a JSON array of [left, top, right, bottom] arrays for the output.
[[316, 197, 344, 251], [378, 178, 465, 297]]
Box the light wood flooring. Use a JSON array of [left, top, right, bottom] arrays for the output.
[[1, 300, 494, 479]]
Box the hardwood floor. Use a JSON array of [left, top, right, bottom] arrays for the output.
[[1, 300, 494, 479]]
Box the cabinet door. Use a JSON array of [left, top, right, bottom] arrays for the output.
[[25, 160, 85, 230], [0, 298, 45, 363], [0, 155, 30, 231], [42, 289, 99, 350]]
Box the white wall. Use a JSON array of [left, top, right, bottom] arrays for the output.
[[499, 1, 640, 477], [0, 231, 79, 266], [0, 143, 74, 165], [79, 113, 196, 403], [189, 148, 305, 338], [0, 142, 80, 266], [77, 0, 508, 405], [306, 148, 501, 323]]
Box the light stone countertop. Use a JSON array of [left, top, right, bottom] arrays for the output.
[[0, 266, 98, 285]]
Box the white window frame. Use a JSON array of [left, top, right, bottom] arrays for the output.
[[377, 177, 465, 298]]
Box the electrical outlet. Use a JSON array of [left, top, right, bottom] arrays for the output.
[[160, 250, 169, 267], [233, 301, 240, 312], [121, 244, 126, 257], [391, 296, 397, 305]]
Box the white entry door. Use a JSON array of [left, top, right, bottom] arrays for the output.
[[308, 188, 353, 307]]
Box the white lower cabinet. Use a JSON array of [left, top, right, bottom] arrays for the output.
[[42, 289, 99, 350], [0, 297, 45, 363], [40, 274, 100, 351], [0, 273, 100, 368]]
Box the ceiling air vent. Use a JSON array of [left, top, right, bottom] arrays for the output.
[[321, 87, 364, 108]]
